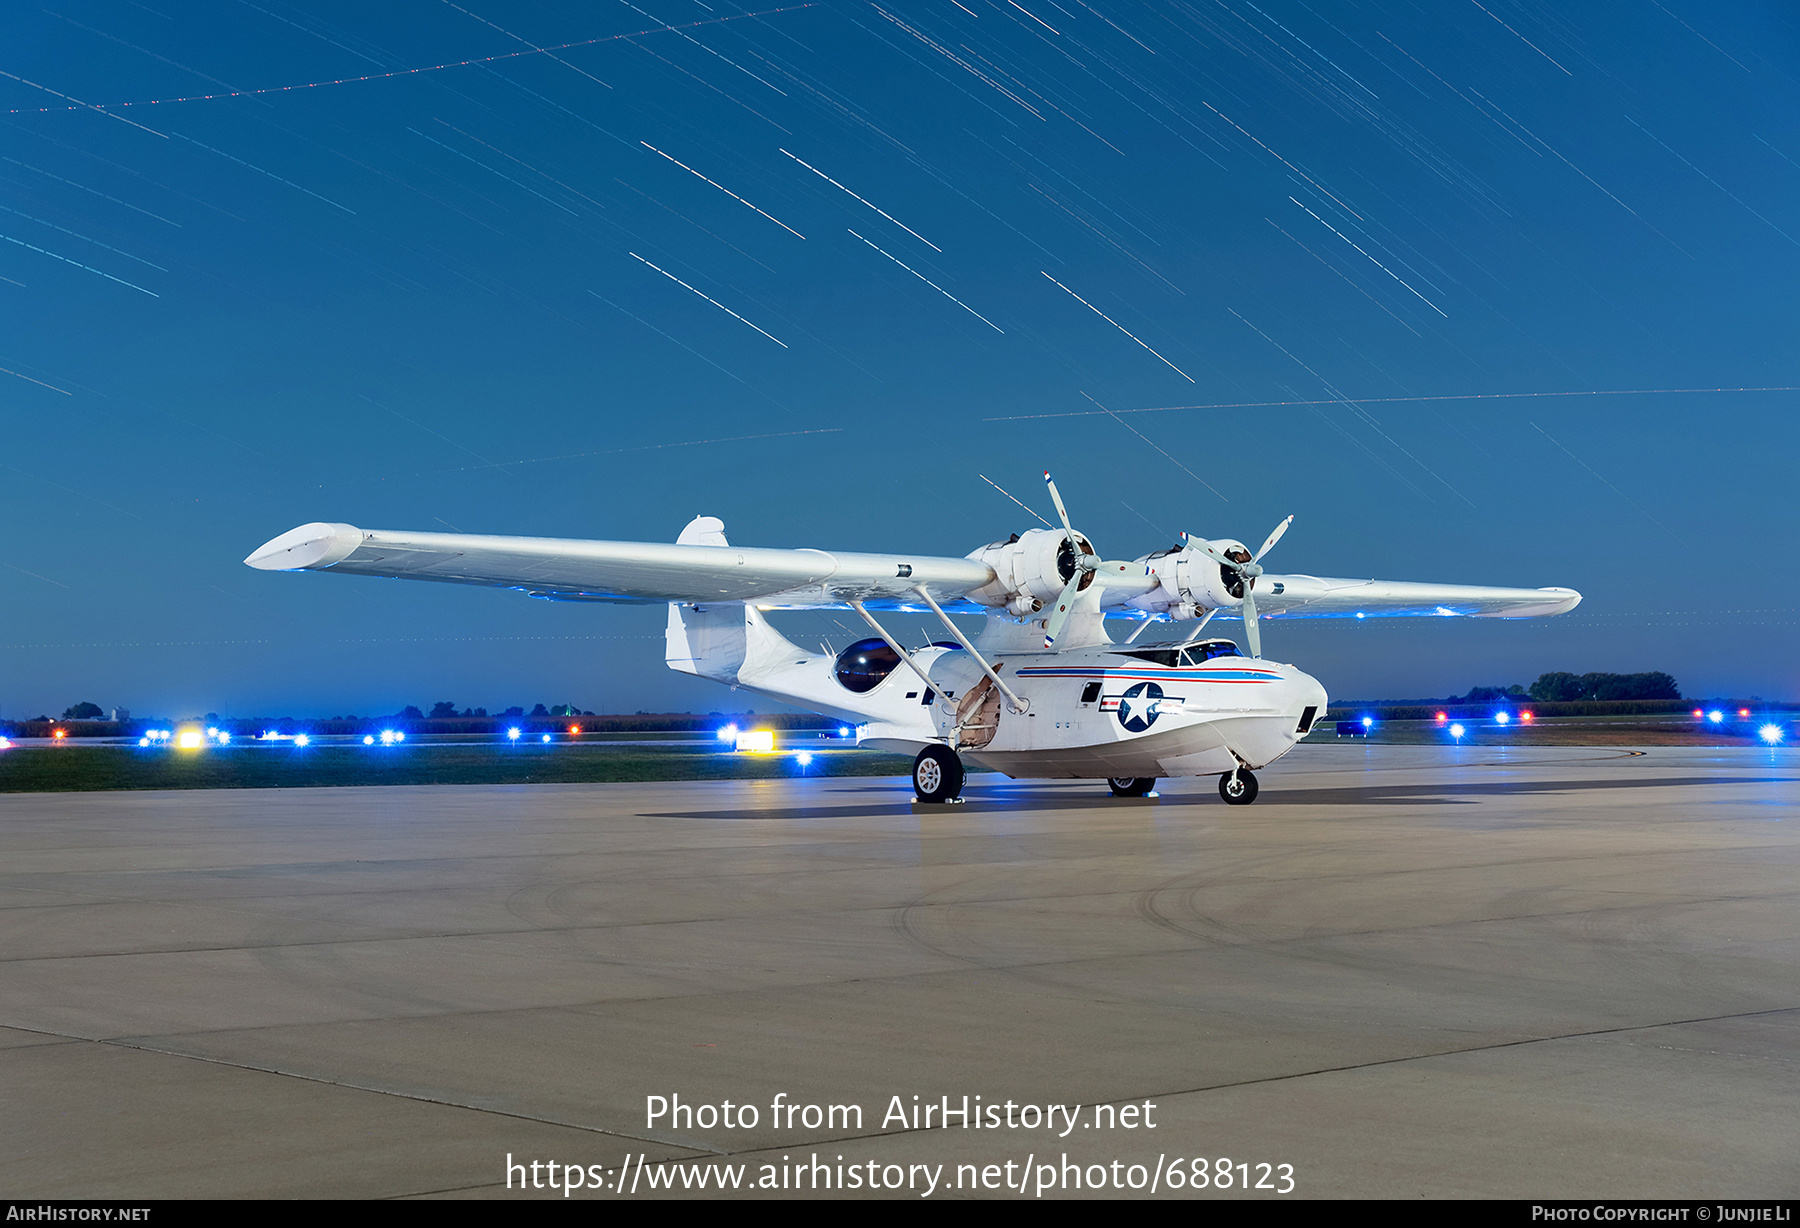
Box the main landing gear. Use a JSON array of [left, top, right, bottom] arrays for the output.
[[1219, 768, 1259, 805], [913, 745, 965, 803], [1107, 777, 1157, 798]]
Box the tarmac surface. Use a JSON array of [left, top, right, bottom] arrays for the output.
[[2, 745, 1797, 1200]]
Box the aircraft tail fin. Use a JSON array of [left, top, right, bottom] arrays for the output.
[[665, 515, 804, 681], [676, 516, 728, 547]]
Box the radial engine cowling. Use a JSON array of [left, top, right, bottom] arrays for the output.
[[965, 527, 1097, 615], [1129, 538, 1255, 617]]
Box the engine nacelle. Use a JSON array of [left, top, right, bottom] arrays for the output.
[[965, 527, 1097, 612], [1127, 538, 1256, 618]]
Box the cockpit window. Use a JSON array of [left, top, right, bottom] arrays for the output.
[[834, 638, 902, 693], [1113, 640, 1243, 668], [1115, 649, 1181, 667]]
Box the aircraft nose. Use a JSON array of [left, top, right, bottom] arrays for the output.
[[1284, 665, 1330, 716]]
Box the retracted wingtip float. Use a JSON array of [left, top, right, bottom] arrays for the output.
[[245, 522, 363, 571]]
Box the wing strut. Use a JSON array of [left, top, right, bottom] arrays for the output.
[[849, 601, 952, 710], [1176, 608, 1220, 647], [911, 587, 1029, 714]]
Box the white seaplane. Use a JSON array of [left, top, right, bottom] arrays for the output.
[[246, 474, 1579, 804]]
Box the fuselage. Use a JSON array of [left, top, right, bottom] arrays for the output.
[[719, 616, 1329, 780]]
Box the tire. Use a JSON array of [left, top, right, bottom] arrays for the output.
[[1218, 769, 1259, 805], [1108, 777, 1156, 797], [913, 745, 964, 803]]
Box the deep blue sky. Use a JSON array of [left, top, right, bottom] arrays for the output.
[[2, 0, 1796, 719]]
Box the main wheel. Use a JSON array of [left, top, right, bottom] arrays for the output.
[[1218, 769, 1259, 805], [1108, 777, 1156, 797], [913, 745, 964, 803]]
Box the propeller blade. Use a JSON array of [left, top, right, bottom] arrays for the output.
[[1254, 514, 1294, 563], [1043, 471, 1076, 544], [1041, 571, 1084, 649], [1180, 531, 1234, 568], [1241, 585, 1262, 658]]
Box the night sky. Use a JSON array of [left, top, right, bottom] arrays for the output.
[[3, 0, 1796, 720]]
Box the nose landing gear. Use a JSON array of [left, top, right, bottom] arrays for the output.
[[1219, 768, 1259, 805], [913, 745, 965, 803]]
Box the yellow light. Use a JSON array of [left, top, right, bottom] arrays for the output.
[[735, 729, 776, 753], [177, 729, 204, 749], [52, 729, 66, 740]]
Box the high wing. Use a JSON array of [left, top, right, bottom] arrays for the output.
[[1247, 575, 1581, 619], [246, 521, 1580, 621], [244, 521, 996, 609]]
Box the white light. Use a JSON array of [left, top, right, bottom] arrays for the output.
[[541, 733, 552, 743], [294, 734, 310, 747], [1495, 712, 1510, 725], [395, 732, 405, 742], [363, 735, 375, 745], [1355, 612, 1366, 619], [1708, 710, 1724, 724], [217, 731, 231, 744], [507, 727, 521, 741], [380, 730, 397, 745], [838, 726, 851, 737], [139, 738, 150, 747], [1760, 724, 1784, 745], [1450, 723, 1465, 739], [0, 737, 12, 750], [795, 751, 813, 766], [1361, 716, 1373, 728], [717, 723, 740, 742]]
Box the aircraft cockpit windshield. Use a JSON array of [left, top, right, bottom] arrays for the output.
[[1114, 639, 1243, 668]]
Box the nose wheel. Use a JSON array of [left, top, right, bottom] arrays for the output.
[[913, 745, 965, 803], [1219, 768, 1259, 805]]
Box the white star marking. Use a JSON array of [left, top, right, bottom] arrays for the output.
[[1118, 689, 1159, 726]]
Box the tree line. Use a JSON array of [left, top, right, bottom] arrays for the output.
[[1447, 672, 1681, 704]]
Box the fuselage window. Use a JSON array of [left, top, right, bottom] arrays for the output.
[[833, 638, 902, 693]]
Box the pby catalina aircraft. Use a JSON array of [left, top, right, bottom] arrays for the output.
[[246, 474, 1579, 805]]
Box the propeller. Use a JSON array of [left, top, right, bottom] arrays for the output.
[[1041, 471, 1102, 649], [1180, 515, 1294, 659]]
